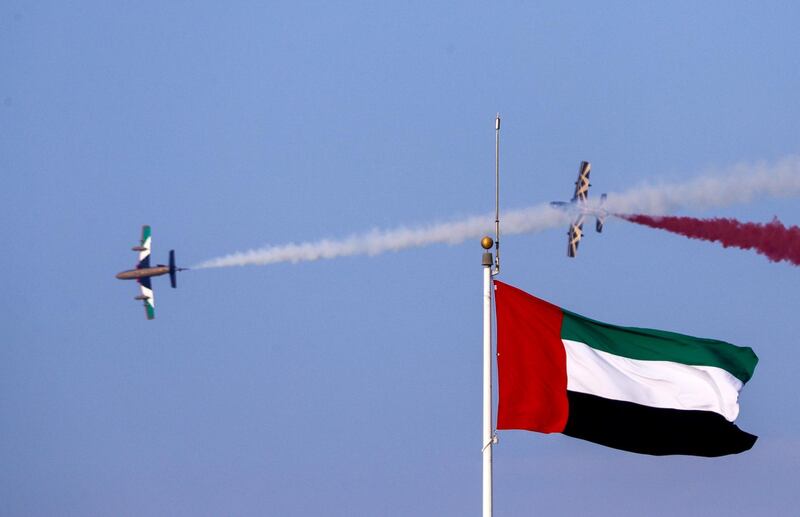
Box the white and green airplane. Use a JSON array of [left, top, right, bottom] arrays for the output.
[[116, 225, 187, 320]]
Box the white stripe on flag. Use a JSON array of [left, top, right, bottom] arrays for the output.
[[563, 339, 743, 421]]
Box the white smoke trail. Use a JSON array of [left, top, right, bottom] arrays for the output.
[[604, 156, 800, 215], [196, 205, 569, 269], [194, 156, 800, 269]]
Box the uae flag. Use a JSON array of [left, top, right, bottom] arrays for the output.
[[494, 281, 758, 457]]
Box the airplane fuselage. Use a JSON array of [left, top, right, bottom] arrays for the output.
[[116, 266, 170, 280]]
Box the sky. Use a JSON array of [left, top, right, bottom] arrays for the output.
[[2, 1, 800, 515]]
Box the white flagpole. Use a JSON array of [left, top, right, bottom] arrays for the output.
[[481, 242, 494, 517], [482, 114, 501, 517]]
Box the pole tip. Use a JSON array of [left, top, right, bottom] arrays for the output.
[[481, 236, 494, 250]]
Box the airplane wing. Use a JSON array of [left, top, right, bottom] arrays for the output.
[[137, 225, 152, 268], [137, 276, 155, 320], [567, 214, 585, 258], [571, 161, 591, 203]]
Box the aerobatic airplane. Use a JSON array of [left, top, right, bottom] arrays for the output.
[[550, 161, 607, 258], [116, 225, 187, 320]]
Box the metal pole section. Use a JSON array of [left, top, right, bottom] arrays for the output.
[[481, 245, 494, 517], [494, 114, 501, 273]]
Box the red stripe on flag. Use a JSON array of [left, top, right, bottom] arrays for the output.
[[495, 281, 568, 433]]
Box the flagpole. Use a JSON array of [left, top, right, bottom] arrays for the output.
[[481, 240, 494, 517], [481, 114, 501, 517]]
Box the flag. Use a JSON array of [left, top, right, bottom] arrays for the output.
[[494, 281, 758, 456]]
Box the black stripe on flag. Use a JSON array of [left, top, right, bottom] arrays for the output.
[[563, 391, 757, 457]]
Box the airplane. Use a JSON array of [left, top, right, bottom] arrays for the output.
[[116, 225, 187, 319], [550, 161, 607, 258]]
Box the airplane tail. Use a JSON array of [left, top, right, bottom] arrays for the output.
[[169, 250, 178, 288], [596, 193, 607, 233], [169, 249, 188, 288]]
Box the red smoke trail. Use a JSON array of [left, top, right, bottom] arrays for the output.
[[618, 214, 800, 266]]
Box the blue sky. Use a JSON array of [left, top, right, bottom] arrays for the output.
[[3, 2, 800, 515]]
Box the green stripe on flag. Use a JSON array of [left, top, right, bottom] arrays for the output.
[[561, 311, 758, 383]]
